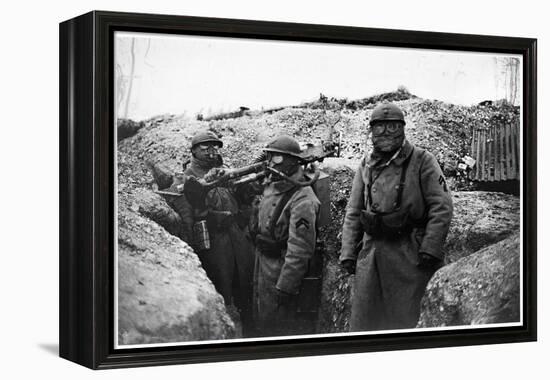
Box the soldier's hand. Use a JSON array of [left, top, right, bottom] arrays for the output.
[[418, 252, 442, 269], [275, 288, 294, 307], [204, 168, 226, 182], [341, 259, 356, 275]]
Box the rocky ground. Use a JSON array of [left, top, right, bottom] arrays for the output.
[[117, 136, 235, 345], [117, 89, 521, 340], [418, 233, 520, 327]]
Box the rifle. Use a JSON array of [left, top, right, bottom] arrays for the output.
[[155, 138, 341, 205]]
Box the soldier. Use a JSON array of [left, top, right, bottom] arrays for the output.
[[252, 135, 321, 337], [339, 102, 453, 331], [169, 130, 256, 335]]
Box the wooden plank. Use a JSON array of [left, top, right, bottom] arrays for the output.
[[474, 128, 481, 180], [494, 126, 501, 181], [480, 129, 486, 181], [510, 122, 517, 179], [476, 129, 482, 181], [515, 119, 521, 178], [499, 125, 506, 180], [474, 125, 477, 180], [505, 123, 512, 179], [486, 129, 491, 181], [485, 129, 490, 181], [471, 125, 476, 161], [487, 127, 495, 182], [511, 120, 519, 179]]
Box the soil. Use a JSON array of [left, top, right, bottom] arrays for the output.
[[117, 89, 521, 338]]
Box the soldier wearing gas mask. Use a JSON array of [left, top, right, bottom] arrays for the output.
[[168, 130, 256, 336], [339, 102, 453, 331], [251, 135, 320, 337]]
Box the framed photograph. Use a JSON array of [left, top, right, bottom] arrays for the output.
[[59, 11, 537, 369]]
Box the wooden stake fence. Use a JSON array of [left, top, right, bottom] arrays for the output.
[[471, 119, 520, 182]]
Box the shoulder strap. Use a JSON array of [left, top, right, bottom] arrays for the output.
[[394, 149, 414, 211], [268, 186, 300, 239], [367, 148, 414, 213]]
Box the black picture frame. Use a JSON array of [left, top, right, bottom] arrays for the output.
[[59, 10, 537, 369]]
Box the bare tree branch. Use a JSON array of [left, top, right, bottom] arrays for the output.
[[123, 37, 136, 119]]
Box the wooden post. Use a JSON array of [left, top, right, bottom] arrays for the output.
[[510, 120, 518, 179], [471, 125, 476, 179], [499, 125, 506, 180], [481, 129, 486, 181], [489, 126, 495, 181], [494, 125, 501, 181], [505, 123, 512, 179], [474, 128, 481, 180]]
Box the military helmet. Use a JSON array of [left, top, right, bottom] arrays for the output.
[[191, 130, 223, 149], [369, 102, 405, 125], [264, 135, 302, 159]]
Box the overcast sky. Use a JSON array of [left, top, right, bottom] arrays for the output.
[[115, 32, 522, 121]]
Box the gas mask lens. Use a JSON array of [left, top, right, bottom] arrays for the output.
[[371, 122, 402, 136], [268, 153, 284, 165], [198, 143, 220, 153]]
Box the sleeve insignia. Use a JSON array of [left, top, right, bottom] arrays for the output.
[[295, 218, 310, 230]]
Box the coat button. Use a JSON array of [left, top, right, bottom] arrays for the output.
[[372, 188, 377, 193], [372, 203, 379, 210], [395, 185, 399, 190]]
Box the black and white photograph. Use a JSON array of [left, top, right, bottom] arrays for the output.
[[115, 31, 523, 347], [3, 0, 549, 376]]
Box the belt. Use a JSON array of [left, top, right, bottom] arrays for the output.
[[255, 234, 286, 258]]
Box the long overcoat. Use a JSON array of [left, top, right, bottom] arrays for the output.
[[169, 158, 256, 330], [340, 140, 453, 331], [253, 168, 320, 337]]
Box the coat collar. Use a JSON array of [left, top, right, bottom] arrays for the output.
[[367, 139, 414, 168]]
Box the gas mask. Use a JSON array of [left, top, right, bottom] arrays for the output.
[[266, 152, 300, 179], [370, 121, 405, 154], [192, 143, 222, 169]]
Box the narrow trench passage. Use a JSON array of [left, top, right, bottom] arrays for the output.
[[137, 187, 245, 336]]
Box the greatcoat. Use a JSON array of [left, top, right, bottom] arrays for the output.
[[340, 140, 453, 331], [253, 168, 320, 337]]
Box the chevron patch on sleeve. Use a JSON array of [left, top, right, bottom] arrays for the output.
[[295, 218, 310, 230]]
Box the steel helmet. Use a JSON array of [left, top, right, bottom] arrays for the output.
[[264, 135, 302, 159], [369, 102, 405, 125], [191, 130, 223, 149]]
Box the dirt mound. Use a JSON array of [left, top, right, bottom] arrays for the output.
[[118, 210, 235, 344], [418, 233, 520, 327], [118, 118, 145, 141], [446, 191, 520, 263], [125, 92, 518, 190], [117, 131, 235, 345], [118, 91, 520, 336], [300, 88, 417, 110]]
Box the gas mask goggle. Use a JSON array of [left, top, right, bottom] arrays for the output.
[[370, 121, 403, 136], [266, 152, 299, 178], [196, 142, 221, 160], [198, 142, 220, 153], [267, 152, 284, 166], [370, 121, 405, 153]]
